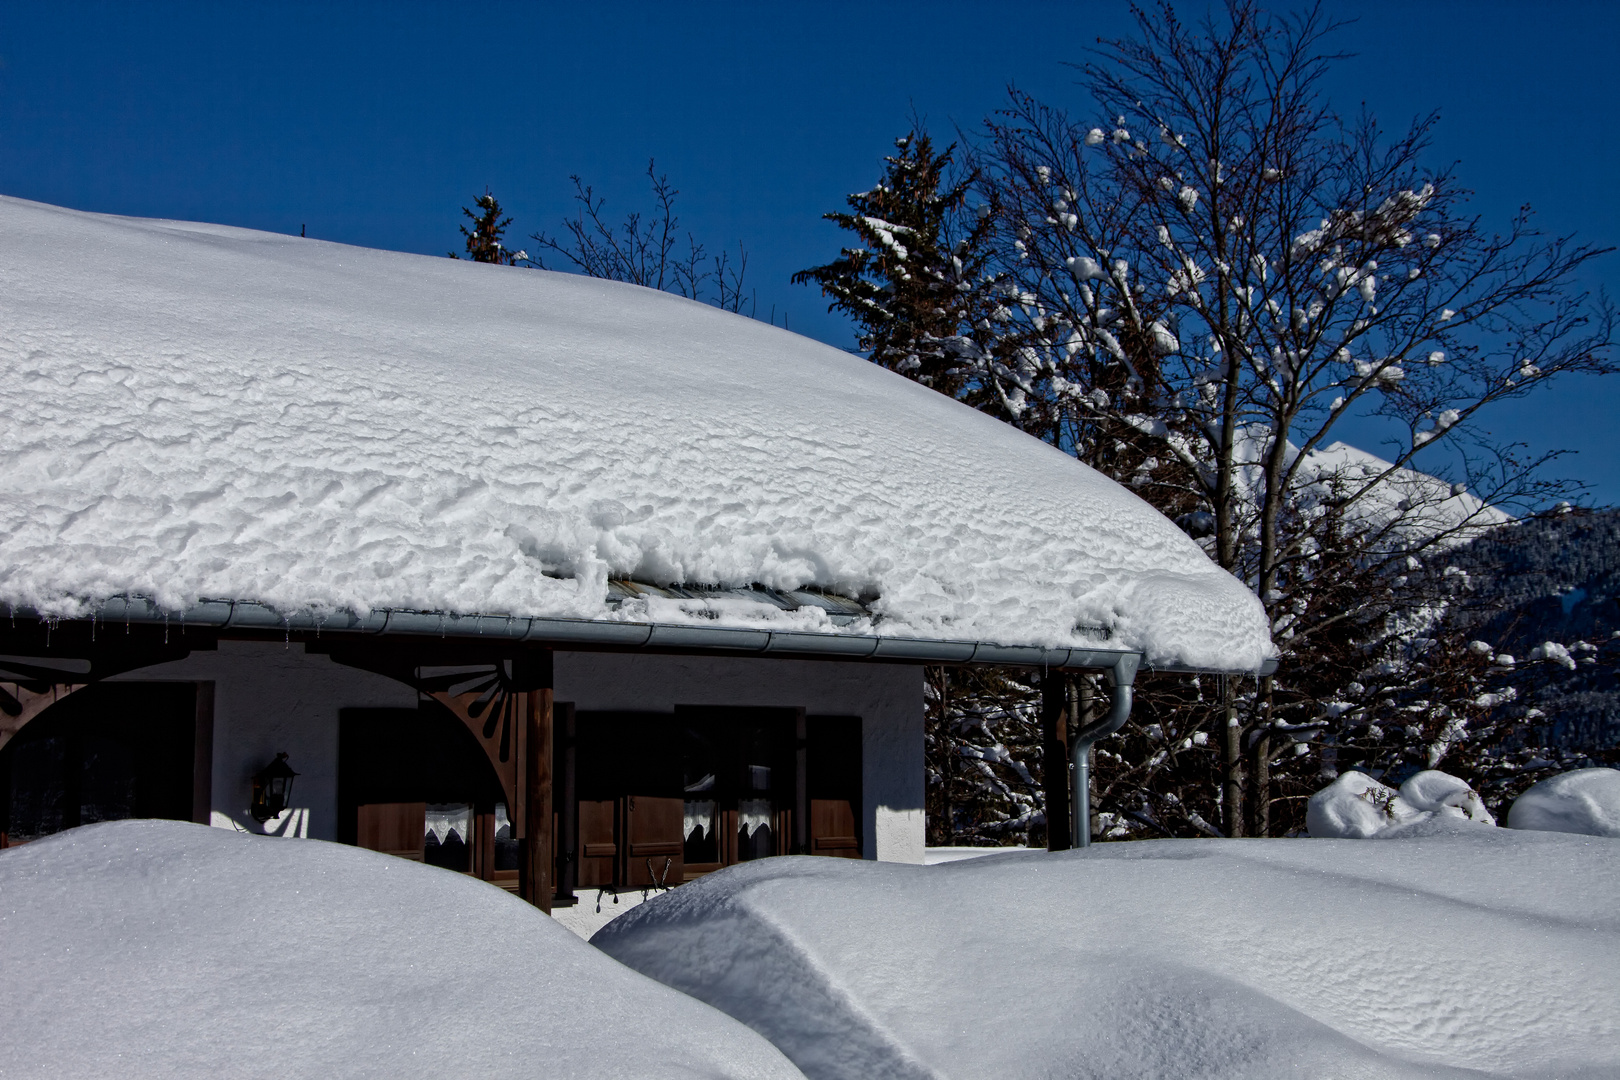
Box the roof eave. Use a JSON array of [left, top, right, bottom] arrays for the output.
[[23, 596, 1278, 677]]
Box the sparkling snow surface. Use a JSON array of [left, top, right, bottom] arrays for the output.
[[0, 197, 1271, 670], [0, 820, 806, 1079], [596, 832, 1620, 1080]]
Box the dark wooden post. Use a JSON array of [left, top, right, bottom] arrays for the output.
[[522, 688, 554, 911], [793, 708, 808, 855], [555, 701, 578, 906], [1041, 671, 1071, 851], [191, 681, 215, 825]]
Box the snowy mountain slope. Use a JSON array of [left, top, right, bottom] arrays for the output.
[[1288, 439, 1510, 543], [1227, 430, 1509, 550], [0, 197, 1272, 670], [0, 820, 807, 1079], [596, 832, 1620, 1079]]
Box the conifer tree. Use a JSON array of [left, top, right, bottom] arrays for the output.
[[452, 190, 527, 265], [793, 131, 1000, 399]]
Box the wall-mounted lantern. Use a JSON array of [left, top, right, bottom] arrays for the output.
[[250, 753, 298, 824]]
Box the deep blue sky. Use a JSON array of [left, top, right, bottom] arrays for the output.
[[3, 1, 1616, 503]]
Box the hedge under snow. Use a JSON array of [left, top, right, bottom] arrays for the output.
[[0, 197, 1272, 670], [596, 829, 1620, 1079], [0, 820, 806, 1079]]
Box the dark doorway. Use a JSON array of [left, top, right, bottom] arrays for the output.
[[806, 715, 863, 858], [0, 682, 197, 846]]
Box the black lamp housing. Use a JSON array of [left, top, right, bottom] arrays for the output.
[[250, 752, 298, 824]]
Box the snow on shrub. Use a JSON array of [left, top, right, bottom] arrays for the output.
[[1508, 768, 1620, 837], [1305, 768, 1493, 838], [0, 820, 803, 1080]]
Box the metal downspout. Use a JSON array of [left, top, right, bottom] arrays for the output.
[[1071, 653, 1140, 849]]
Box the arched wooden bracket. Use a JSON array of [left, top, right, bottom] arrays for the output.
[[1, 655, 93, 753], [418, 662, 526, 813], [0, 633, 197, 752], [0, 678, 86, 753]]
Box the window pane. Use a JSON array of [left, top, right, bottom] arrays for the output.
[[424, 803, 472, 871], [491, 802, 519, 871]]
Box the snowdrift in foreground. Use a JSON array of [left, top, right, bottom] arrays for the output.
[[0, 821, 804, 1080], [595, 832, 1620, 1080], [1508, 767, 1620, 837], [0, 197, 1271, 670], [1306, 769, 1495, 838]]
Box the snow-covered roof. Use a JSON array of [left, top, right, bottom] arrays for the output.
[[0, 196, 1273, 671]]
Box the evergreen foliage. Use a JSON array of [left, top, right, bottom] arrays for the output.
[[793, 132, 1000, 399], [452, 190, 527, 265]]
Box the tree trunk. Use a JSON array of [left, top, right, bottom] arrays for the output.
[[1222, 674, 1245, 837], [1076, 677, 1095, 839], [1253, 674, 1275, 837], [937, 667, 953, 846]]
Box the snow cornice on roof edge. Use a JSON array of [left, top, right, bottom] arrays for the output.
[[18, 596, 1278, 677]]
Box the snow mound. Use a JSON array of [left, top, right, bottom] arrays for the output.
[[1509, 768, 1620, 837], [0, 197, 1271, 670], [1306, 769, 1494, 838], [595, 833, 1620, 1080], [0, 820, 804, 1079]]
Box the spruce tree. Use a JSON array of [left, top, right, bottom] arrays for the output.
[[793, 132, 999, 399], [452, 190, 527, 265]]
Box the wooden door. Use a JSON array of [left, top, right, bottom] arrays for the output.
[[807, 715, 862, 859], [623, 794, 683, 888], [810, 799, 860, 857], [357, 802, 426, 859], [577, 799, 617, 888]]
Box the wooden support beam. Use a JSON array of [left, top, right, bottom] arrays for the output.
[[191, 681, 215, 825], [793, 708, 808, 855], [522, 687, 554, 913], [555, 702, 578, 906], [1040, 672, 1071, 851]]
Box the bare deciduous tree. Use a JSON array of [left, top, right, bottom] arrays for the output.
[[530, 160, 752, 314], [960, 0, 1615, 837]]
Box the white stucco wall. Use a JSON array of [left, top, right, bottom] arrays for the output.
[[108, 639, 415, 840], [556, 652, 926, 864]]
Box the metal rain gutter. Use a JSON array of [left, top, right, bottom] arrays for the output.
[[75, 595, 1159, 673]]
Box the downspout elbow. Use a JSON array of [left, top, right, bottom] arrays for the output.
[[1070, 654, 1139, 848]]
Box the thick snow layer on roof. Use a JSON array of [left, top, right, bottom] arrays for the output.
[[0, 197, 1271, 670], [596, 831, 1620, 1079], [0, 820, 805, 1079]]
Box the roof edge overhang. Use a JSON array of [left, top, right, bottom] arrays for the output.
[[10, 596, 1278, 677]]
